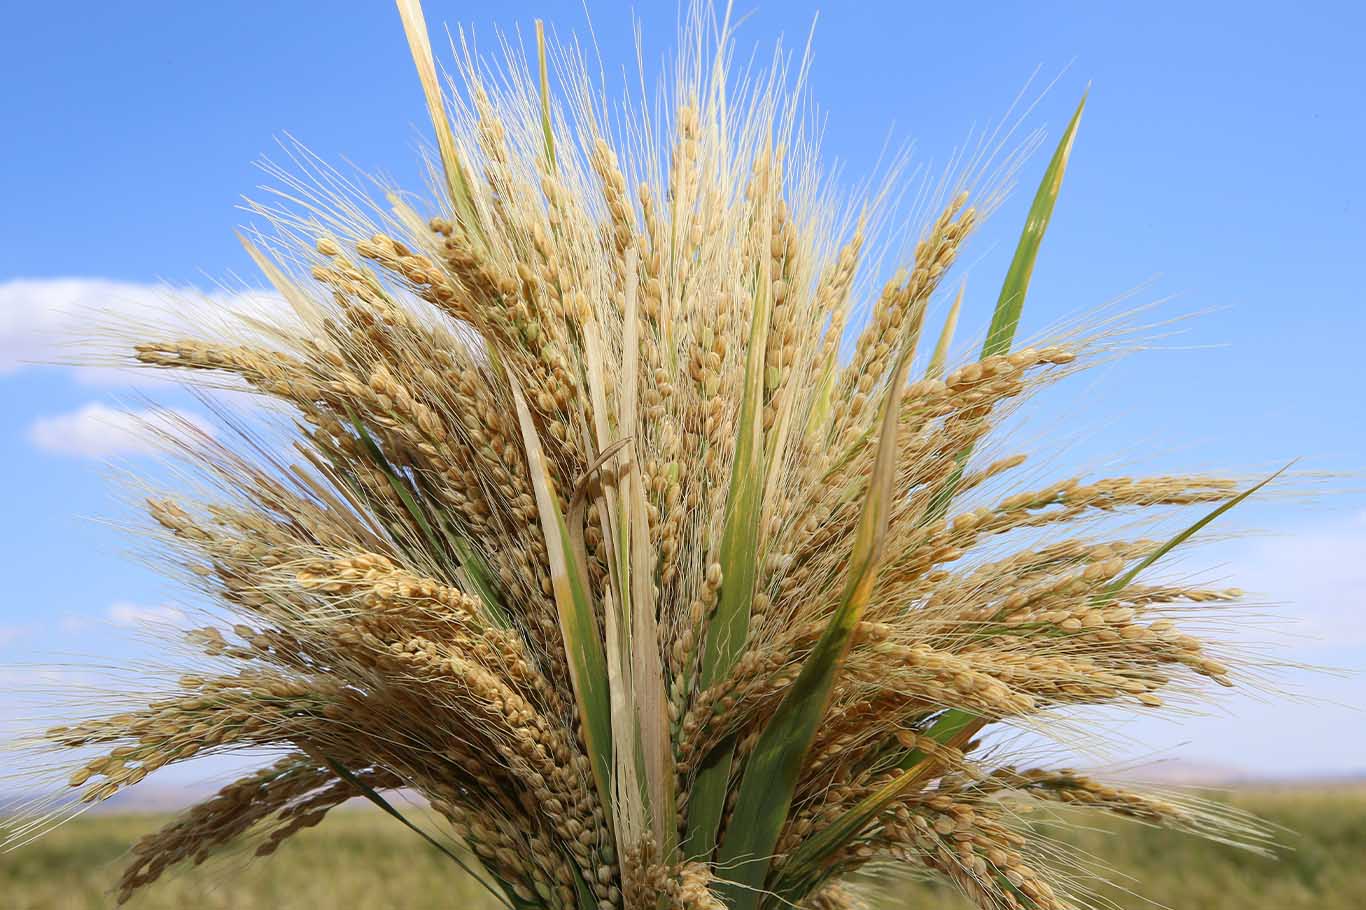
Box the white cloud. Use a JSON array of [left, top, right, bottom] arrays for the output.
[[58, 604, 188, 633], [107, 602, 187, 628], [1225, 514, 1366, 648], [0, 278, 286, 382], [26, 402, 215, 458], [0, 626, 22, 646], [0, 667, 83, 691]]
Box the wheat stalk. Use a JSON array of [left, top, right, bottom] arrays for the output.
[[5, 4, 1288, 909]]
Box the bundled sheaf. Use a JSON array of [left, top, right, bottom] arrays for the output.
[[8, 2, 1283, 908]]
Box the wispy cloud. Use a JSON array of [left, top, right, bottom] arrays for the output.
[[0, 666, 83, 688], [106, 602, 187, 628], [26, 402, 214, 458], [0, 278, 284, 381], [1229, 514, 1366, 648], [0, 626, 23, 647], [60, 603, 188, 633]]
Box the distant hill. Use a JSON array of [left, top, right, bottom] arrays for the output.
[[1108, 759, 1366, 788], [1116, 759, 1257, 786], [6, 768, 1362, 818], [1, 784, 428, 816]]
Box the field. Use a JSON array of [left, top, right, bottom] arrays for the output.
[[3, 787, 1363, 909]]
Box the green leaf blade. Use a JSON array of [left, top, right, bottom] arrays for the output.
[[770, 709, 980, 902], [713, 308, 925, 909], [982, 94, 1086, 360], [1106, 465, 1289, 595], [926, 93, 1086, 525], [323, 757, 522, 909], [684, 267, 773, 860], [776, 99, 1090, 896], [535, 20, 556, 173], [925, 279, 965, 381], [508, 379, 615, 821], [777, 468, 1286, 901]]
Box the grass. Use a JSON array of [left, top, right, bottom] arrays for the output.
[[3, 787, 1362, 910]]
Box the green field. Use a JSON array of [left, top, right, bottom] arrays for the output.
[[3, 787, 1363, 909]]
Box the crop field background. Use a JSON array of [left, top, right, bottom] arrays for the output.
[[3, 786, 1361, 909]]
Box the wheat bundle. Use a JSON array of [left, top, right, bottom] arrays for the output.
[[7, 3, 1285, 909]]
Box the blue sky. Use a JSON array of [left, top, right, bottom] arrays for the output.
[[1, 1, 1362, 778]]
